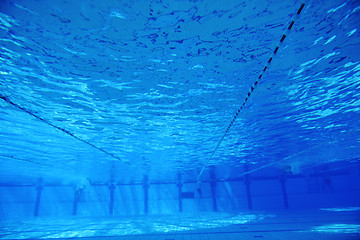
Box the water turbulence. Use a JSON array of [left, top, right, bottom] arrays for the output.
[[0, 0, 359, 239]]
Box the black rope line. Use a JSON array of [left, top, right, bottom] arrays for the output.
[[0, 94, 129, 165], [297, 3, 305, 14], [288, 21, 295, 30], [197, 3, 306, 181], [1, 154, 44, 165]]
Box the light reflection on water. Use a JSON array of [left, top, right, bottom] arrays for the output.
[[0, 212, 267, 239], [0, 0, 359, 183], [320, 207, 360, 212], [311, 224, 360, 234]]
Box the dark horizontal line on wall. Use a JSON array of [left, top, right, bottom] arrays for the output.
[[0, 170, 349, 187]]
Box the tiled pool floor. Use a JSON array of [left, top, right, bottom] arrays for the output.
[[0, 209, 359, 240]]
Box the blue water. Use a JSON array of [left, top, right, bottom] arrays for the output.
[[0, 0, 360, 239]]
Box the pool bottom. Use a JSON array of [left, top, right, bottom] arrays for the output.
[[0, 209, 359, 240]]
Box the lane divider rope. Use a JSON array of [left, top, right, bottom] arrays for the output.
[[0, 94, 129, 165], [197, 3, 306, 181]]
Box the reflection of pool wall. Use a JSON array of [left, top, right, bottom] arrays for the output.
[[0, 163, 359, 220]]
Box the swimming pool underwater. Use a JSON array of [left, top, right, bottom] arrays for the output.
[[0, 0, 359, 239]]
